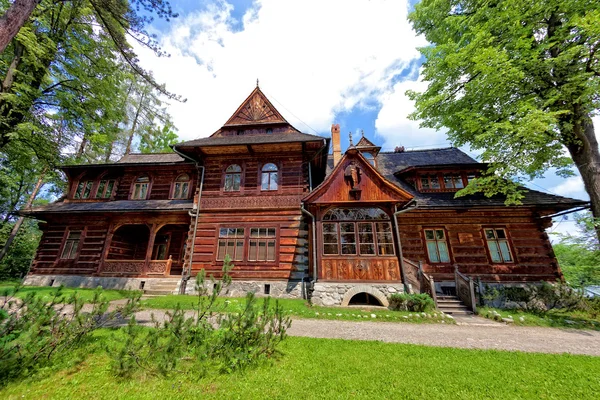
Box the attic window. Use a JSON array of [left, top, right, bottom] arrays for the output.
[[420, 175, 440, 190], [363, 152, 375, 166], [236, 130, 243, 136], [266, 128, 273, 134], [443, 175, 464, 189]]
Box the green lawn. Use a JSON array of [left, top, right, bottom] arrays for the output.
[[0, 284, 137, 303], [141, 294, 451, 324], [1, 331, 599, 399], [478, 306, 600, 330]]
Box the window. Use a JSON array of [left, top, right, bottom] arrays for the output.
[[173, 174, 190, 199], [321, 207, 394, 256], [95, 179, 115, 198], [153, 235, 169, 259], [485, 228, 513, 263], [132, 175, 150, 199], [248, 228, 276, 261], [224, 165, 241, 192], [467, 174, 477, 183], [74, 180, 93, 199], [217, 228, 244, 261], [420, 175, 440, 190], [424, 229, 450, 263], [363, 152, 376, 166], [443, 175, 464, 189], [261, 163, 278, 191], [61, 231, 81, 259], [266, 128, 273, 134]]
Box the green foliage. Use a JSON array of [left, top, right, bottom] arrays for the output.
[[388, 293, 435, 312], [108, 259, 291, 377], [408, 0, 600, 205], [0, 219, 40, 279], [139, 122, 179, 154], [0, 284, 140, 385], [554, 243, 600, 287]]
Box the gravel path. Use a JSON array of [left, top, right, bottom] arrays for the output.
[[287, 318, 600, 356], [128, 306, 600, 356]]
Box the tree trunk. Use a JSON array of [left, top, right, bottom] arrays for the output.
[[76, 136, 88, 158], [0, 170, 45, 262], [125, 90, 146, 154], [0, 0, 41, 53], [564, 112, 600, 244], [2, 41, 23, 92]]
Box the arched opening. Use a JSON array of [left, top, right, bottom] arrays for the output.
[[348, 292, 384, 306], [108, 225, 150, 260]]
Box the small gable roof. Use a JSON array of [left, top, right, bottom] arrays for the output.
[[304, 148, 413, 204]]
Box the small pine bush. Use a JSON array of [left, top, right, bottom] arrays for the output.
[[388, 293, 435, 312]]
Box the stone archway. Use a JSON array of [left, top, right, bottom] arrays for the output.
[[340, 285, 389, 307]]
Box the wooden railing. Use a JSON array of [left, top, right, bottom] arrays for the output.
[[455, 267, 477, 313], [102, 255, 173, 276], [402, 258, 437, 307]]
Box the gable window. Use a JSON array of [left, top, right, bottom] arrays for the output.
[[322, 208, 394, 256], [484, 228, 513, 263], [61, 231, 81, 259], [424, 229, 450, 263], [95, 179, 115, 198], [224, 164, 242, 192], [173, 174, 190, 199], [217, 228, 244, 261], [266, 128, 273, 134], [420, 175, 440, 190], [261, 163, 278, 191], [74, 180, 93, 199], [132, 175, 150, 199], [467, 174, 477, 183], [443, 175, 464, 189], [248, 228, 276, 261]]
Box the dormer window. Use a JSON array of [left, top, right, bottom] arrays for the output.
[[266, 128, 273, 134], [420, 175, 440, 190], [95, 179, 115, 198], [363, 152, 376, 166], [443, 175, 464, 189], [173, 174, 190, 199], [224, 164, 242, 192], [132, 175, 150, 199], [74, 180, 93, 199]]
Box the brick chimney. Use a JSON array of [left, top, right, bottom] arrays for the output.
[[331, 123, 341, 166]]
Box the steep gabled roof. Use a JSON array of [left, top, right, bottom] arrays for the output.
[[355, 135, 378, 148], [222, 86, 289, 127], [117, 153, 187, 164]]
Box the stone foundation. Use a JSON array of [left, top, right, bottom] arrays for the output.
[[311, 282, 404, 307], [180, 279, 305, 299], [23, 274, 160, 291]]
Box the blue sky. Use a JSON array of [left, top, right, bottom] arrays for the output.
[[136, 0, 597, 237]]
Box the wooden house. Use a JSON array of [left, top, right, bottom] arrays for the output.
[[21, 85, 587, 308]]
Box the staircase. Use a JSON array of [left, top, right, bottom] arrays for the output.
[[143, 278, 179, 295], [436, 295, 473, 315]]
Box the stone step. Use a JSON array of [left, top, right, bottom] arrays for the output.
[[443, 310, 473, 315], [437, 295, 460, 300], [437, 300, 463, 305], [143, 290, 175, 295]]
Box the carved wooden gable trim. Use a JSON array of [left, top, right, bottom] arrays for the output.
[[223, 86, 288, 127], [303, 150, 413, 204]]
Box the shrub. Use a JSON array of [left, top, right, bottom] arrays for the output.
[[388, 293, 435, 312], [109, 255, 291, 377], [483, 282, 585, 313], [0, 284, 140, 385]]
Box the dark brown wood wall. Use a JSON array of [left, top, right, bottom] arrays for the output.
[[397, 209, 560, 282], [114, 165, 197, 201]]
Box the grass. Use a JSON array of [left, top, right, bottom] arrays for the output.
[[0, 284, 137, 303], [478, 306, 600, 330], [141, 294, 451, 324], [1, 330, 599, 399]]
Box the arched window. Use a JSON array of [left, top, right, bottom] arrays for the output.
[[224, 164, 242, 192], [363, 152, 376, 166], [131, 175, 150, 199], [261, 163, 278, 191], [322, 207, 394, 256], [173, 174, 190, 199]]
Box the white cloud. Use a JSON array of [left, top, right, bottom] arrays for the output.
[[550, 176, 589, 201], [135, 0, 425, 140]]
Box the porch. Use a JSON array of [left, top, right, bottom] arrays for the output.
[[99, 223, 188, 277]]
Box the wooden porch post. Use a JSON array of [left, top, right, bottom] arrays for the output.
[[144, 224, 157, 276], [96, 223, 114, 275]]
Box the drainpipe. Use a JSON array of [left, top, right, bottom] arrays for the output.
[[308, 162, 313, 191], [300, 204, 317, 288], [393, 199, 417, 292], [172, 147, 204, 294]]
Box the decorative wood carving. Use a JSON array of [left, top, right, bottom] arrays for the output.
[[201, 195, 304, 209], [102, 260, 145, 274], [319, 258, 400, 281]]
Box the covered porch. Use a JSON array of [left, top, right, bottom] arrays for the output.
[[99, 219, 189, 277]]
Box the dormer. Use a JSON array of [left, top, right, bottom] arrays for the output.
[[394, 163, 485, 193], [354, 132, 381, 167]]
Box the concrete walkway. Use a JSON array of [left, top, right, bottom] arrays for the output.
[[124, 304, 600, 356]]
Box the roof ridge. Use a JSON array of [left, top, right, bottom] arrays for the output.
[[379, 146, 455, 154]]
